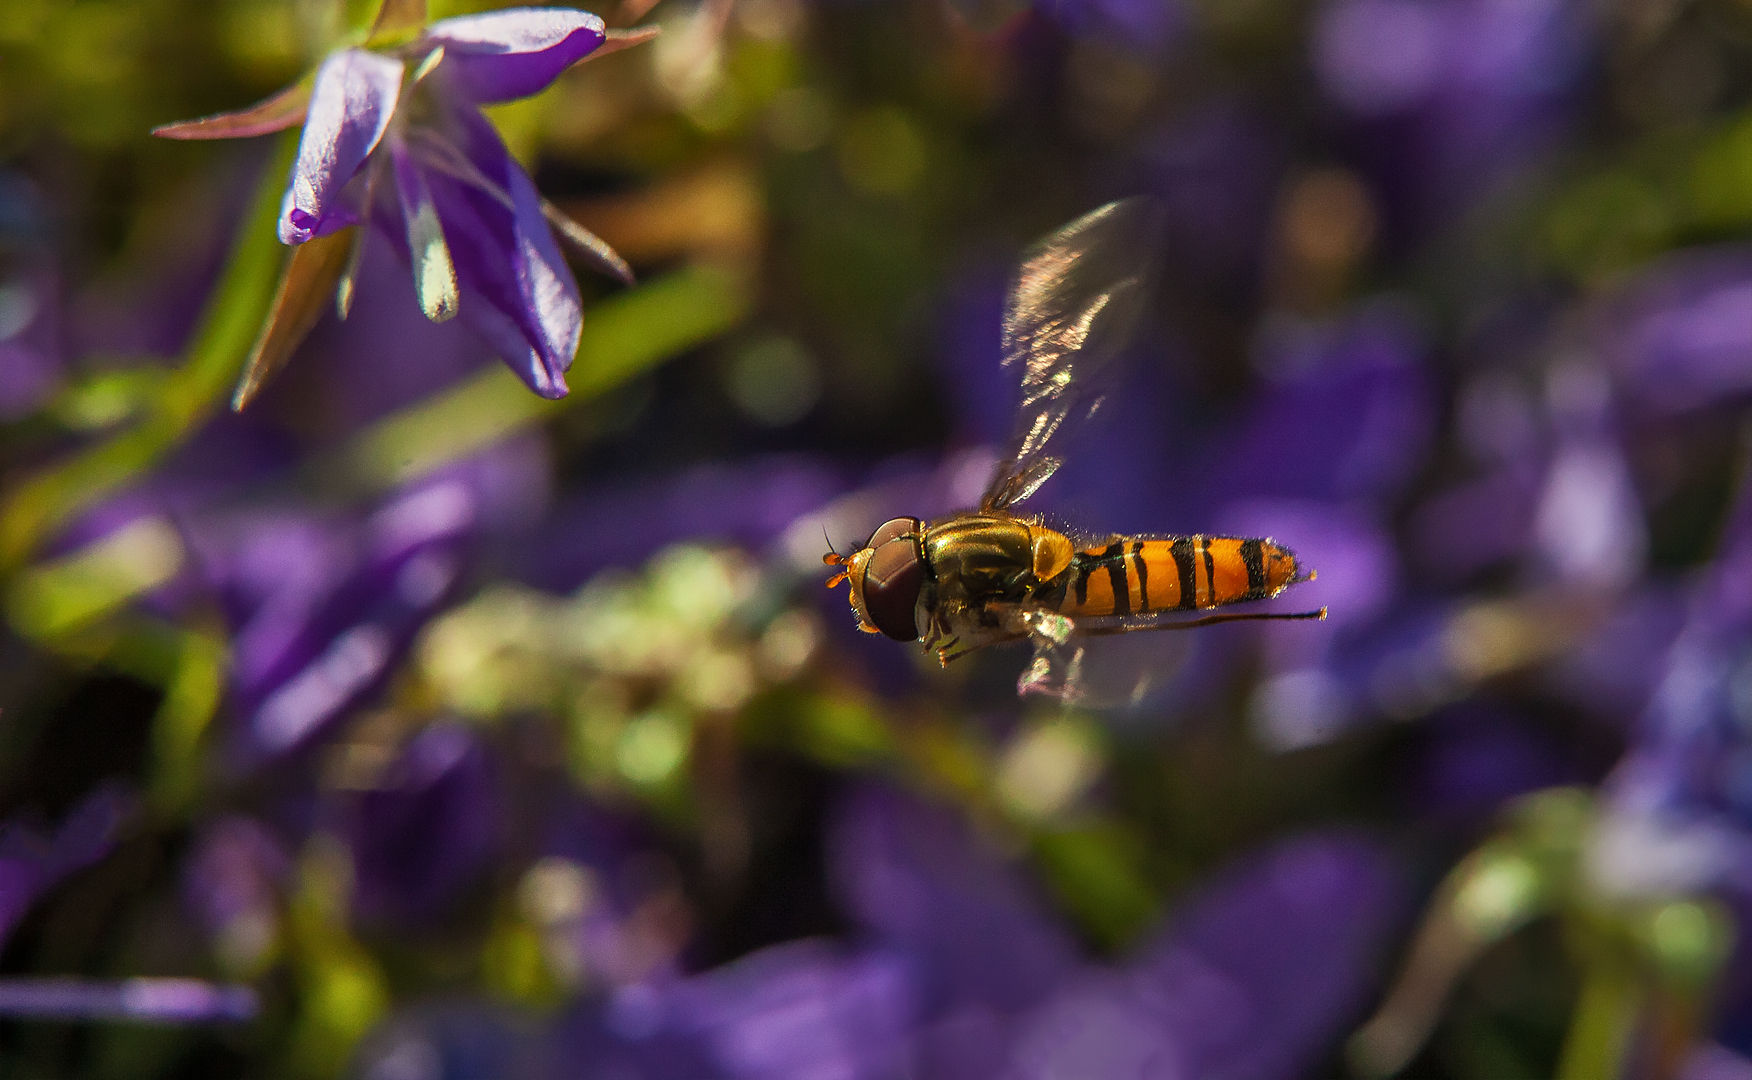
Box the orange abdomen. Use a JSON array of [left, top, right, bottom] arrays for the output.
[[1052, 535, 1301, 618]]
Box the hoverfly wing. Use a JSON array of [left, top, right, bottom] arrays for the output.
[[981, 198, 1161, 513], [1010, 605, 1192, 706], [1014, 608, 1087, 702]]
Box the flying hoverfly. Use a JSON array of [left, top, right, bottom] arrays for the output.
[[823, 199, 1324, 700]]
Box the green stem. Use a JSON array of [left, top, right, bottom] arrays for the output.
[[1557, 958, 1642, 1080]]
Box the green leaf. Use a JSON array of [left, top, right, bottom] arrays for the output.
[[1032, 820, 1160, 951], [150, 628, 228, 815], [6, 517, 185, 641]]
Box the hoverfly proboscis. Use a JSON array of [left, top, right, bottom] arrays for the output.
[[824, 199, 1325, 701]]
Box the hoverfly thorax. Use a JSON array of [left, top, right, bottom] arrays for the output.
[[824, 517, 926, 641]]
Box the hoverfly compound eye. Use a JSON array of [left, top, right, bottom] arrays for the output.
[[861, 533, 925, 641], [866, 517, 921, 550]]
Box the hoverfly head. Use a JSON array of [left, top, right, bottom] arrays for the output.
[[824, 517, 925, 641]]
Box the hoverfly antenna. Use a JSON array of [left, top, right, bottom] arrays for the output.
[[822, 527, 851, 588]]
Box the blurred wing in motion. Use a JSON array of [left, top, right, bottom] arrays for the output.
[[982, 198, 1161, 512], [1011, 607, 1193, 706]]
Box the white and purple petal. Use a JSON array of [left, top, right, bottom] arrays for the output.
[[396, 111, 580, 397], [388, 137, 460, 322], [423, 7, 607, 104], [280, 48, 405, 245]]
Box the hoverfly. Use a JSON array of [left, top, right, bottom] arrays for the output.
[[824, 199, 1324, 700]]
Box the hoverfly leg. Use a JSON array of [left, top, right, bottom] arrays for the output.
[[1082, 607, 1327, 635]]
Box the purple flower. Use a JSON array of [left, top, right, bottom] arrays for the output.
[[1192, 307, 1434, 515], [1124, 833, 1402, 1080], [155, 2, 654, 404]]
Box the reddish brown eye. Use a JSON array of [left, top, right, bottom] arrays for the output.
[[861, 537, 924, 641], [866, 517, 921, 551]]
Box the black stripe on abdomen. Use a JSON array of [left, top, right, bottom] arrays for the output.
[[1170, 537, 1197, 611], [1240, 538, 1266, 599], [1131, 542, 1148, 613], [1102, 542, 1129, 618], [1200, 537, 1215, 608]]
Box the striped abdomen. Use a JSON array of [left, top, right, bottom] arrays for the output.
[[1048, 536, 1302, 618]]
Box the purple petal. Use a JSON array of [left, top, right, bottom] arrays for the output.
[[1132, 831, 1403, 1080], [400, 111, 580, 396], [830, 783, 1082, 1015], [1313, 0, 1448, 116], [0, 783, 135, 945], [1007, 972, 1187, 1080], [671, 940, 918, 1080], [1589, 247, 1752, 415], [1682, 1044, 1752, 1080], [339, 724, 501, 926], [226, 482, 475, 765], [424, 8, 607, 104], [280, 48, 404, 245], [0, 978, 258, 1023], [182, 816, 291, 967]]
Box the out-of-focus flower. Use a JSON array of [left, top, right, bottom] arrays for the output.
[[183, 815, 293, 977], [205, 477, 476, 766], [349, 1000, 551, 1080], [831, 783, 1081, 1019], [527, 797, 694, 992], [0, 978, 258, 1024], [1033, 0, 1184, 52], [1584, 246, 1752, 417], [827, 783, 1404, 1078], [516, 455, 845, 593], [417, 542, 822, 795], [1135, 101, 1286, 288], [1589, 476, 1752, 901], [0, 782, 135, 946], [0, 788, 251, 1027], [0, 182, 61, 420], [155, 1, 656, 404], [671, 939, 918, 1080], [335, 723, 502, 927], [1312, 0, 1588, 228]]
